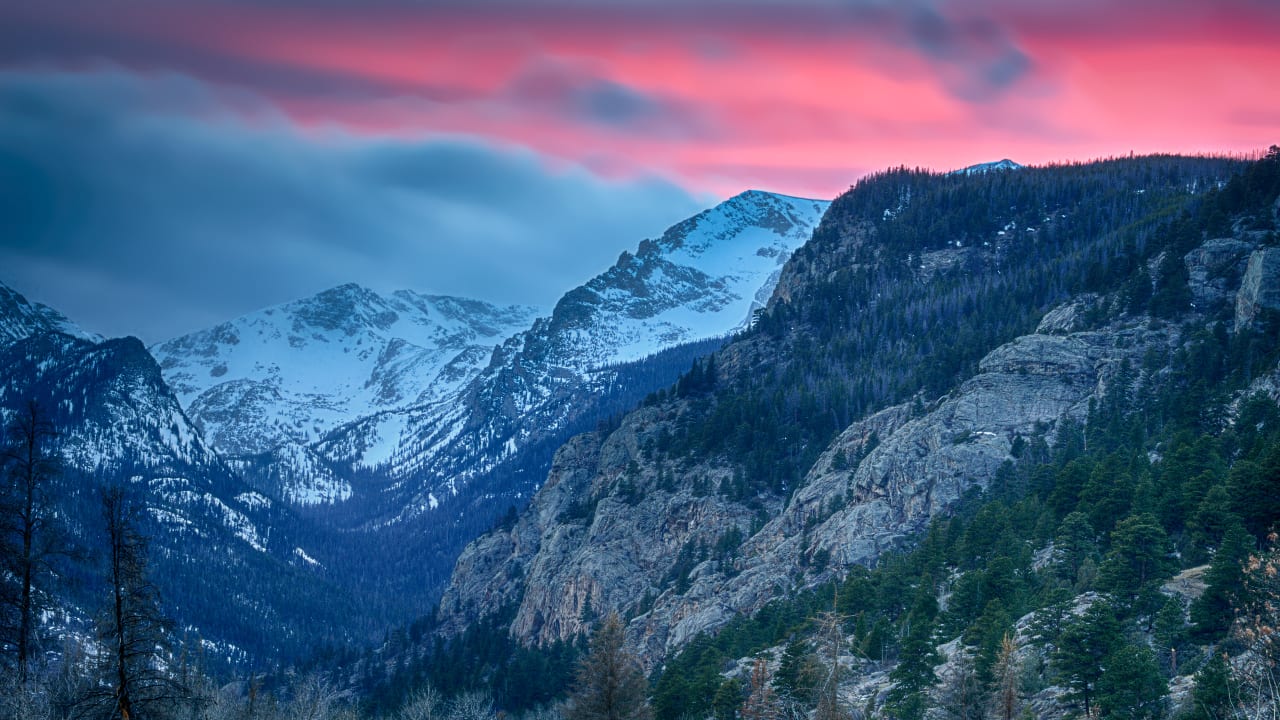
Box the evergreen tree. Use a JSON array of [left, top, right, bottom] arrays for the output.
[[1052, 511, 1097, 587], [1191, 522, 1254, 640], [1094, 644, 1166, 720], [1053, 600, 1123, 717], [0, 400, 63, 686], [1184, 653, 1233, 720], [566, 612, 651, 720], [886, 620, 938, 720], [1097, 513, 1176, 619]]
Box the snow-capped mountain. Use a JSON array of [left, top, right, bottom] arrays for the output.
[[317, 190, 829, 516], [130, 190, 827, 610], [0, 281, 100, 345], [150, 285, 540, 458], [0, 284, 367, 666], [951, 158, 1025, 175]]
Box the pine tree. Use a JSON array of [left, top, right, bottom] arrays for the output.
[[1097, 513, 1176, 619], [1053, 600, 1123, 717], [566, 612, 651, 720], [0, 400, 64, 686], [1094, 644, 1167, 720], [989, 633, 1020, 720], [1191, 522, 1254, 640]]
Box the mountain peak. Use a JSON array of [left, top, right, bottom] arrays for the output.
[[951, 159, 1025, 175], [0, 280, 101, 346]]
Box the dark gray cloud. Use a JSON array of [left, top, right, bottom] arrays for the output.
[[0, 69, 706, 342], [503, 58, 713, 138], [904, 7, 1031, 98]]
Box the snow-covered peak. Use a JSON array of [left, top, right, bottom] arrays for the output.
[[310, 189, 832, 516], [151, 285, 540, 456], [542, 190, 829, 367], [951, 159, 1025, 175], [0, 281, 101, 346]]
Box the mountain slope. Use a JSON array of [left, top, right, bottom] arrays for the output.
[[0, 281, 100, 345], [317, 190, 829, 515], [433, 154, 1257, 670], [151, 284, 539, 458], [0, 287, 378, 668]]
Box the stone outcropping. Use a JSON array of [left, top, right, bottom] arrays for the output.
[[1185, 238, 1257, 313], [1235, 248, 1280, 331]]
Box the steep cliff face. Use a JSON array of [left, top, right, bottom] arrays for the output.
[[1236, 248, 1280, 331]]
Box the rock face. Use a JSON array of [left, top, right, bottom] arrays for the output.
[[437, 158, 1257, 671], [1235, 248, 1280, 331], [1185, 238, 1257, 313], [437, 310, 1177, 669]]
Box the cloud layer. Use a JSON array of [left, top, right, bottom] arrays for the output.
[[0, 0, 1277, 339], [0, 70, 703, 341]]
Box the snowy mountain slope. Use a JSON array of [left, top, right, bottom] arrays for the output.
[[951, 158, 1025, 175], [0, 281, 101, 345], [150, 284, 539, 457], [317, 190, 829, 515], [0, 327, 368, 665]]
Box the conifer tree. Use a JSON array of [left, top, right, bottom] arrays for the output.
[[1191, 522, 1256, 641], [566, 612, 651, 720], [989, 633, 1020, 720], [1053, 600, 1122, 717], [0, 400, 63, 686]]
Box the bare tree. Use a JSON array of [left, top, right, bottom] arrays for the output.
[[935, 651, 982, 720], [566, 612, 651, 720], [990, 634, 1021, 720], [282, 672, 347, 720], [741, 657, 782, 720], [446, 690, 495, 720], [78, 484, 189, 719], [813, 610, 853, 720], [1, 400, 63, 685], [397, 684, 444, 720]]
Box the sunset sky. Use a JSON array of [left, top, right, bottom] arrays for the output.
[[2, 0, 1278, 340]]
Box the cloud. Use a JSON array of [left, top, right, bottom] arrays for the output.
[[0, 69, 706, 342], [501, 57, 713, 138]]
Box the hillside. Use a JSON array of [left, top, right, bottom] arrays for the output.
[[365, 150, 1280, 719]]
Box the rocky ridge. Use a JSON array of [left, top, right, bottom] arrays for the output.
[[438, 305, 1178, 669]]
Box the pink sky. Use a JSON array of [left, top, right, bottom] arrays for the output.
[[4, 0, 1278, 198]]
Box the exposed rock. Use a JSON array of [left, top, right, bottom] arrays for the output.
[[628, 322, 1175, 665], [1185, 238, 1256, 313], [1035, 294, 1100, 335], [1235, 248, 1280, 331]]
